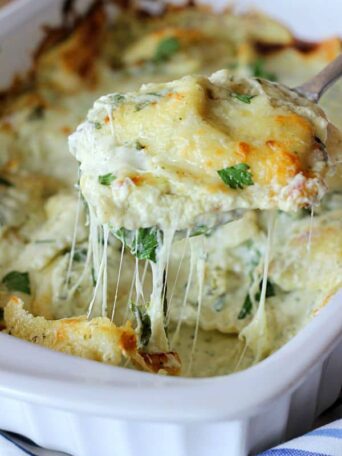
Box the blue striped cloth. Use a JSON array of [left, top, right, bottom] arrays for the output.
[[0, 419, 341, 455], [258, 420, 342, 456]]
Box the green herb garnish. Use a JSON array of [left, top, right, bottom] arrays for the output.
[[131, 303, 151, 348], [114, 227, 160, 263], [238, 279, 275, 319], [2, 271, 31, 295], [153, 37, 180, 63], [217, 163, 254, 189], [98, 173, 116, 186], [250, 59, 277, 81], [232, 93, 256, 104], [94, 122, 102, 130], [0, 176, 13, 187]]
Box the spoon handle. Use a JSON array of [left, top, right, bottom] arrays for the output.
[[294, 54, 342, 102]]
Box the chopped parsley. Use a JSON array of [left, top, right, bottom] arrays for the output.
[[114, 227, 160, 263], [238, 279, 275, 319], [217, 163, 254, 189], [131, 303, 151, 348], [250, 59, 277, 81], [153, 37, 181, 63], [98, 173, 116, 186], [2, 271, 31, 295], [0, 176, 13, 187], [94, 122, 102, 130], [232, 93, 256, 104]]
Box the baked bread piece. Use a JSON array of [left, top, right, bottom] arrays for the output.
[[4, 297, 181, 375]]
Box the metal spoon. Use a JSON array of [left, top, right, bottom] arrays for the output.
[[293, 53, 342, 102], [0, 430, 71, 455]]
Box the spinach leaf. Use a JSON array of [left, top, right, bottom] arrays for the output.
[[238, 279, 275, 319], [238, 294, 253, 319], [114, 227, 160, 263], [131, 303, 151, 348], [217, 163, 254, 189], [259, 279, 276, 300], [2, 271, 31, 295]]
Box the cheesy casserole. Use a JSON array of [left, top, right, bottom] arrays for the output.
[[0, 1, 341, 377]]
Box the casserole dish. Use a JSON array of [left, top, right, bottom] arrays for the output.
[[0, 1, 341, 455]]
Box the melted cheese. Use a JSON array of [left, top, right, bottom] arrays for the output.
[[70, 72, 333, 232], [239, 211, 276, 360]]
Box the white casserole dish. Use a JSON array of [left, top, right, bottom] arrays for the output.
[[0, 1, 341, 455]]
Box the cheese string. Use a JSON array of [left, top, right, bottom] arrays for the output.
[[187, 236, 206, 375], [101, 224, 109, 317], [171, 236, 196, 348], [239, 210, 277, 362], [63, 187, 81, 294], [166, 231, 190, 325], [148, 229, 175, 352], [87, 224, 108, 319], [111, 242, 125, 322]]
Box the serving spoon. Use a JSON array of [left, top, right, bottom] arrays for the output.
[[293, 53, 342, 102]]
